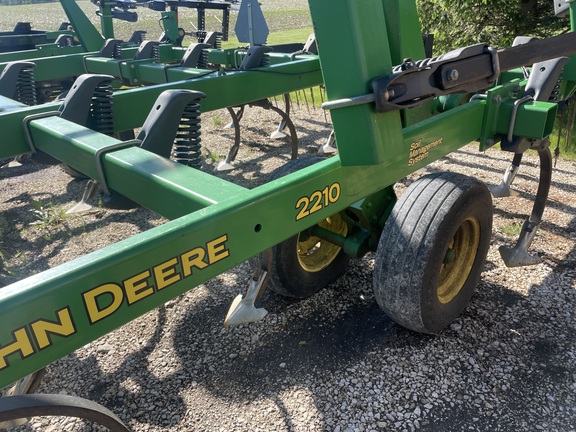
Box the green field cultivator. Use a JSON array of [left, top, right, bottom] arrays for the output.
[[0, 21, 75, 54], [0, 0, 304, 164], [0, 0, 111, 62], [2, 0, 576, 429]]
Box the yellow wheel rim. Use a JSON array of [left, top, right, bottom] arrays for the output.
[[437, 216, 481, 304], [297, 214, 348, 273]]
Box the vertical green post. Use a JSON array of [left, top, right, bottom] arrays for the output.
[[99, 0, 116, 39], [561, 1, 576, 90], [382, 0, 425, 64], [60, 0, 105, 51], [308, 0, 404, 166]]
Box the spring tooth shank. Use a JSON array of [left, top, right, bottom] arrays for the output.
[[90, 83, 115, 136], [16, 65, 37, 106], [172, 101, 202, 168]]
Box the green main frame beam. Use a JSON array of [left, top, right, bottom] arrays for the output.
[[0, 0, 575, 389], [0, 55, 322, 160]]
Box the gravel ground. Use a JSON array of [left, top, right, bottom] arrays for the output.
[[0, 99, 575, 432]]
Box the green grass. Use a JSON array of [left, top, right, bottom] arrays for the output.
[[221, 27, 313, 49], [212, 115, 223, 126], [287, 86, 325, 109], [29, 200, 69, 239], [549, 128, 576, 161], [500, 221, 523, 238], [267, 27, 314, 45]]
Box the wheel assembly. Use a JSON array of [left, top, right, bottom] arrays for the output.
[[373, 172, 493, 334], [296, 214, 348, 273], [251, 157, 350, 298]]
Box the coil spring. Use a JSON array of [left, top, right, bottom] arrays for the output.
[[113, 43, 122, 59], [152, 44, 161, 63], [392, 55, 441, 73], [172, 101, 202, 168], [261, 54, 271, 67], [214, 34, 222, 49], [90, 83, 114, 136], [198, 50, 209, 69], [16, 66, 37, 106]]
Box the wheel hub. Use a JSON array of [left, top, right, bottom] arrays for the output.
[[297, 214, 347, 273], [437, 216, 481, 304]]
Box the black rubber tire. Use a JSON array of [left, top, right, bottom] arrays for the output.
[[373, 172, 493, 334], [250, 157, 350, 298]]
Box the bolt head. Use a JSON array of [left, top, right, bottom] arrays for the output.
[[446, 69, 459, 81]]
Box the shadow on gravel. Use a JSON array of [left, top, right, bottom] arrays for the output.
[[6, 153, 574, 431], [33, 238, 575, 431], [0, 164, 164, 282]]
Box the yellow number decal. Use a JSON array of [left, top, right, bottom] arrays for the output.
[[309, 191, 323, 214], [295, 182, 342, 221], [295, 196, 310, 221]]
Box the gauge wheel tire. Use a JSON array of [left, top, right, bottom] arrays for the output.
[[250, 156, 350, 298], [373, 172, 493, 334]]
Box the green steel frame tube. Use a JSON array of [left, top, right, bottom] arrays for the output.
[[0, 94, 485, 386], [0, 57, 321, 160], [0, 0, 575, 390], [55, 0, 106, 51]]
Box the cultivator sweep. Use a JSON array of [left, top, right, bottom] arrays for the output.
[[1, 0, 576, 429]]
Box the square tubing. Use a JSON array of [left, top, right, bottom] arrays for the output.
[[308, 0, 404, 166], [0, 93, 487, 388]]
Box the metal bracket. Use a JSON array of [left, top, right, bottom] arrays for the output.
[[133, 40, 160, 60], [368, 43, 499, 112], [22, 111, 62, 154], [202, 31, 223, 49], [323, 31, 576, 114], [555, 0, 571, 16], [322, 44, 500, 113], [507, 95, 534, 142], [137, 89, 205, 158], [94, 139, 141, 195], [180, 43, 211, 68], [58, 74, 115, 127], [501, 57, 570, 153], [238, 45, 273, 70], [97, 38, 123, 58]]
